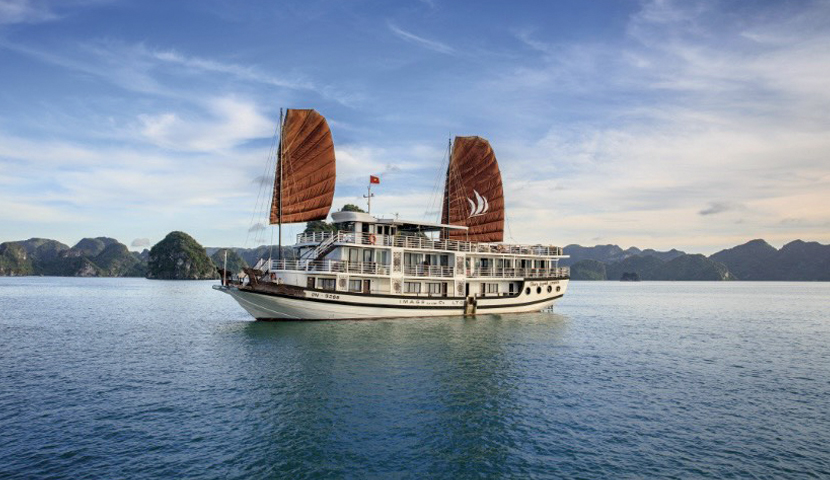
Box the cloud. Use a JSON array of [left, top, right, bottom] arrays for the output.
[[0, 0, 57, 24], [138, 96, 273, 151], [152, 49, 313, 91], [387, 22, 456, 55], [0, 39, 359, 107], [131, 238, 150, 247], [699, 202, 741, 216], [252, 174, 273, 188]]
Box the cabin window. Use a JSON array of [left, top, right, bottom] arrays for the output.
[[363, 249, 373, 263], [525, 287, 531, 295], [547, 285, 553, 293], [319, 278, 336, 290], [536, 286, 542, 294], [349, 280, 362, 292], [485, 283, 499, 294], [427, 283, 441, 295], [509, 283, 516, 294], [440, 255, 449, 266], [377, 250, 389, 265], [348, 248, 360, 263], [404, 282, 421, 294]]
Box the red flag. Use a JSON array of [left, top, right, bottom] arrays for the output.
[[370, 175, 380, 184]]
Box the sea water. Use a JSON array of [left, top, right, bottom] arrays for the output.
[[1, 278, 829, 478]]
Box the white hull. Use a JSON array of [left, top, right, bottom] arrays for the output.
[[215, 278, 568, 320]]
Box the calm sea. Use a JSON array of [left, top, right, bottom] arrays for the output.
[[1, 278, 829, 478]]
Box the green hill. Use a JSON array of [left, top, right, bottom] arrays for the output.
[[570, 259, 607, 280], [710, 239, 830, 280], [606, 255, 665, 280], [95, 243, 146, 277], [147, 231, 217, 280], [210, 248, 248, 275], [0, 243, 34, 276], [573, 254, 733, 281], [658, 254, 732, 281]]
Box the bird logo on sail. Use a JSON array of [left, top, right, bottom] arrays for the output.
[[467, 190, 489, 217]]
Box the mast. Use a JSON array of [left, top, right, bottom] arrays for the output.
[[444, 137, 452, 238], [277, 108, 283, 262]]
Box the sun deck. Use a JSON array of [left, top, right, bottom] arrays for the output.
[[296, 231, 565, 257]]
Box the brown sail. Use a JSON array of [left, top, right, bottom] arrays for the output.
[[441, 136, 504, 242], [269, 109, 336, 224]]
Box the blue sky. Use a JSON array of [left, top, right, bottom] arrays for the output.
[[1, 0, 828, 253]]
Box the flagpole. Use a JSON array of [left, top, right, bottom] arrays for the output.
[[363, 176, 377, 214]]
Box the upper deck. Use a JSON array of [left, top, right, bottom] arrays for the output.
[[296, 230, 565, 257]]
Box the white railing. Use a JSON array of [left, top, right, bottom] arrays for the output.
[[296, 231, 564, 257], [270, 259, 390, 276], [301, 232, 339, 260], [403, 264, 455, 278], [269, 258, 459, 278], [469, 267, 570, 279]]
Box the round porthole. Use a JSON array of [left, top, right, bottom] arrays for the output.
[[556, 286, 561, 292], [536, 286, 542, 294], [525, 287, 531, 295], [547, 285, 552, 293]]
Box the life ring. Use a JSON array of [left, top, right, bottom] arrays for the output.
[[369, 234, 377, 245]]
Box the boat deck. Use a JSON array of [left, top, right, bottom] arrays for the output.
[[296, 231, 565, 257]]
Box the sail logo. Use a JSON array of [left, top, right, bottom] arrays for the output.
[[467, 190, 489, 217]]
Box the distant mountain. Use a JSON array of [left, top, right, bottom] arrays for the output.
[[205, 246, 296, 267], [0, 242, 34, 276], [657, 254, 732, 281], [572, 254, 732, 281], [95, 243, 147, 277], [0, 237, 146, 277], [569, 259, 606, 280], [606, 255, 666, 280], [568, 239, 829, 281], [16, 238, 70, 263], [562, 244, 685, 267], [147, 231, 217, 280], [710, 239, 830, 281], [641, 248, 686, 262], [210, 248, 248, 275], [63, 237, 119, 258]]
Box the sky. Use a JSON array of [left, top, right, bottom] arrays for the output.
[[1, 0, 828, 254]]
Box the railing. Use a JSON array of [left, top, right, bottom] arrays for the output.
[[469, 267, 570, 279], [403, 264, 455, 278], [296, 231, 564, 257], [301, 233, 339, 260], [270, 259, 390, 276], [267, 257, 568, 279], [269, 258, 457, 278]]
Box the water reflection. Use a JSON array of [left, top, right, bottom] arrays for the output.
[[229, 313, 569, 477]]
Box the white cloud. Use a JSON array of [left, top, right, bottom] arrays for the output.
[[387, 22, 456, 55], [0, 0, 56, 24], [152, 49, 313, 91], [138, 96, 273, 151], [130, 238, 150, 247]]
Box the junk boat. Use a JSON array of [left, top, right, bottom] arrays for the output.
[[214, 109, 569, 320]]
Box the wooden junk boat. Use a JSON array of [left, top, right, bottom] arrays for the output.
[[214, 109, 570, 320]]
